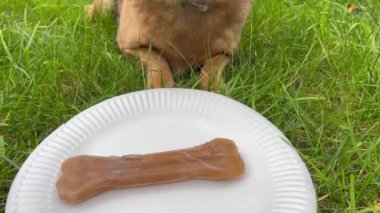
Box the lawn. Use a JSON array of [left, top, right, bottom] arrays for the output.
[[0, 0, 379, 212]]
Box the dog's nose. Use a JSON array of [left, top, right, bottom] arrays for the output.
[[181, 0, 208, 6], [189, 0, 208, 4], [181, 0, 214, 13]]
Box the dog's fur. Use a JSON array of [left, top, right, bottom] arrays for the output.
[[87, 0, 252, 90]]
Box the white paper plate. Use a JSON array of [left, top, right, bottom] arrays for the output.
[[6, 89, 316, 213]]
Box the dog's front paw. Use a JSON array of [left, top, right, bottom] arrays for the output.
[[85, 4, 96, 20], [199, 54, 229, 92], [147, 70, 175, 89], [200, 76, 224, 92]]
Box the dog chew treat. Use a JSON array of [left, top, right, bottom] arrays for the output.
[[56, 138, 245, 203]]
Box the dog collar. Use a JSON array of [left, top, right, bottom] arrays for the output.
[[181, 0, 214, 13]]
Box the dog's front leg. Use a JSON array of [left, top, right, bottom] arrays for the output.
[[199, 54, 229, 91], [136, 48, 175, 89]]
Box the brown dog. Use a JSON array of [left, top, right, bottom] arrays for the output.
[[87, 0, 252, 90]]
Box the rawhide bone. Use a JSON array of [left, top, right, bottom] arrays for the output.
[[56, 138, 245, 203]]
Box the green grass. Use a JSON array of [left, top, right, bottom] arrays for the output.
[[0, 0, 379, 212]]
